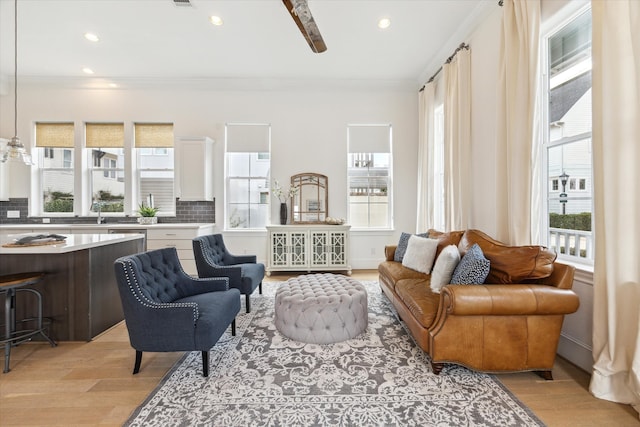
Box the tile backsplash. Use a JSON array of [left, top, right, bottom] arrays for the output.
[[0, 198, 215, 225]]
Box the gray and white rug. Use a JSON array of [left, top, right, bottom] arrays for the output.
[[125, 281, 544, 426]]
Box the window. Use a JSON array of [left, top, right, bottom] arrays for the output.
[[347, 124, 392, 228], [86, 123, 125, 213], [135, 123, 175, 215], [225, 124, 271, 229], [36, 122, 75, 213], [543, 7, 593, 262]]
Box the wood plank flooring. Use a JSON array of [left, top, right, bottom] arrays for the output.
[[1, 271, 638, 426]]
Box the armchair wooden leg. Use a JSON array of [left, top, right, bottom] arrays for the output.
[[231, 319, 236, 336], [133, 350, 142, 374], [202, 351, 209, 377], [259, 282, 262, 294], [535, 370, 553, 380], [245, 294, 251, 313]]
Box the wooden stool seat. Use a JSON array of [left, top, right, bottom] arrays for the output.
[[0, 272, 57, 373]]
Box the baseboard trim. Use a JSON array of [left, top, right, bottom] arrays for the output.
[[557, 332, 593, 373]]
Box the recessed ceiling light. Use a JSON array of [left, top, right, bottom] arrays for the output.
[[84, 32, 100, 42], [209, 15, 223, 26], [82, 67, 95, 75], [108, 83, 118, 88], [378, 18, 391, 29]]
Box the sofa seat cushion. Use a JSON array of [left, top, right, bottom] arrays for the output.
[[395, 279, 441, 329], [458, 229, 557, 284], [379, 261, 430, 292]]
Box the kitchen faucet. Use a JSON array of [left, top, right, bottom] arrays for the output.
[[96, 203, 106, 224]]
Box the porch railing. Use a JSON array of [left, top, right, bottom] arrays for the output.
[[548, 227, 593, 260]]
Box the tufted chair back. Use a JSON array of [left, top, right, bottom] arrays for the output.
[[196, 234, 230, 266], [124, 247, 187, 303]]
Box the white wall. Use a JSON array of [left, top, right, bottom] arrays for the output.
[[0, 82, 418, 268]]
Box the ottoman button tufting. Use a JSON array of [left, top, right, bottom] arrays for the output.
[[274, 273, 368, 344]]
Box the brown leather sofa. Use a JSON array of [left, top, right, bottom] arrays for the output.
[[378, 229, 579, 379]]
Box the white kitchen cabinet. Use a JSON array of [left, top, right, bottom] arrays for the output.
[[146, 224, 214, 275], [266, 225, 351, 275], [176, 137, 214, 201]]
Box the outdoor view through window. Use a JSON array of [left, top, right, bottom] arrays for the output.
[[545, 8, 593, 262]]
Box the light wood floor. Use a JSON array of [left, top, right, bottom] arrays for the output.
[[1, 271, 638, 426]]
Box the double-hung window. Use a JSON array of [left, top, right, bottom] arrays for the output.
[[542, 6, 593, 262], [135, 123, 175, 215], [86, 123, 125, 213], [36, 122, 75, 213], [347, 124, 392, 228], [225, 124, 271, 229]]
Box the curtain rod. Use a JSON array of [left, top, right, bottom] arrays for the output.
[[419, 42, 469, 92]]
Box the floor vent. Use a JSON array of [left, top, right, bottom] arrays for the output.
[[173, 0, 192, 6]]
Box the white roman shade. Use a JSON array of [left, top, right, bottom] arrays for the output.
[[134, 123, 174, 148], [348, 125, 391, 153], [226, 123, 270, 153], [35, 122, 74, 147], [85, 123, 124, 148]]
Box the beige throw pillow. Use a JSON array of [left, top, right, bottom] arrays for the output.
[[430, 244, 461, 293], [402, 235, 439, 274]]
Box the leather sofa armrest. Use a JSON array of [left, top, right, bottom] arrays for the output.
[[440, 284, 580, 316], [384, 245, 397, 261]]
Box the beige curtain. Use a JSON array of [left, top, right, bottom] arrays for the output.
[[495, 0, 541, 245], [443, 48, 471, 231], [590, 0, 640, 413], [416, 82, 436, 232]]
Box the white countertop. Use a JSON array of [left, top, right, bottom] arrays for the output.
[[0, 222, 214, 230], [0, 233, 145, 254]]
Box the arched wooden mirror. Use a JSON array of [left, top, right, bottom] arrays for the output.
[[291, 173, 328, 224]]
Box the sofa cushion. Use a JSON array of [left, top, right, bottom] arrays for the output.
[[402, 235, 438, 274], [451, 244, 490, 285], [378, 261, 429, 292], [395, 279, 442, 329], [427, 229, 466, 258], [430, 245, 461, 293], [394, 231, 429, 262], [458, 229, 557, 284]]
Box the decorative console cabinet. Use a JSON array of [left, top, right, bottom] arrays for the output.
[[266, 225, 351, 275]]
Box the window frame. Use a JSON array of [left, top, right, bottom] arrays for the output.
[[540, 3, 594, 266], [346, 124, 393, 230], [224, 123, 271, 231]]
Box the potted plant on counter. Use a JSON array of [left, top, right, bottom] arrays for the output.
[[137, 204, 158, 225]]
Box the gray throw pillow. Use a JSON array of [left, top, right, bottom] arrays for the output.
[[394, 232, 429, 262], [450, 243, 490, 285]]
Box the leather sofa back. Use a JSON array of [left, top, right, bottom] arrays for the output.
[[457, 229, 556, 284]]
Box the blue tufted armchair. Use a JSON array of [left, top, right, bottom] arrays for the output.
[[192, 234, 265, 313], [113, 247, 240, 377]]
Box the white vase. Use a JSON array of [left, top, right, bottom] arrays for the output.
[[137, 217, 158, 225]]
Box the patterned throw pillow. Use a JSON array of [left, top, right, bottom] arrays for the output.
[[394, 232, 429, 262], [430, 245, 461, 293], [450, 243, 490, 285], [401, 235, 439, 274]]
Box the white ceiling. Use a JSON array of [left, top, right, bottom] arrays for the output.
[[0, 0, 495, 90]]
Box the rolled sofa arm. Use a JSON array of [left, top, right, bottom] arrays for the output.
[[440, 284, 580, 316], [384, 245, 397, 261]]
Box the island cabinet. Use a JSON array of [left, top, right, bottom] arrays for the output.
[[266, 225, 351, 275], [0, 234, 144, 341]]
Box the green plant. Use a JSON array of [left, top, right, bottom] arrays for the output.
[[137, 204, 158, 217]]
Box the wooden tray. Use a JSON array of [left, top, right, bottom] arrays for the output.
[[2, 240, 64, 248]]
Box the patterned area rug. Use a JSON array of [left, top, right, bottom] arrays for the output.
[[125, 281, 544, 426]]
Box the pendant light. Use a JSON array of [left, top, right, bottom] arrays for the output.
[[1, 0, 34, 165]]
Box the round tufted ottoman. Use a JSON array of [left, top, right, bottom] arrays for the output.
[[274, 273, 368, 344]]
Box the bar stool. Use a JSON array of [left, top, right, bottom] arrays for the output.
[[0, 272, 57, 373]]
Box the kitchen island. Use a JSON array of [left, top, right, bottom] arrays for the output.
[[0, 233, 144, 341]]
